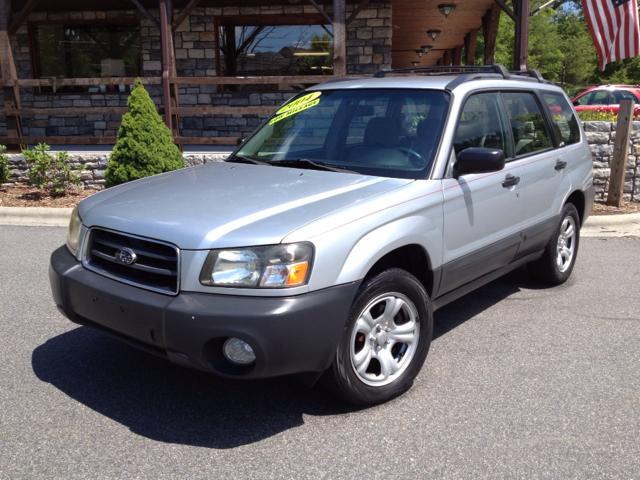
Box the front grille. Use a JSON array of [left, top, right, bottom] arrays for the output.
[[83, 228, 180, 295]]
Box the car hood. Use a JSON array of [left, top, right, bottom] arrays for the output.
[[79, 162, 413, 249]]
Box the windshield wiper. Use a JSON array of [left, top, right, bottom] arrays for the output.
[[268, 159, 360, 174], [226, 155, 270, 166]]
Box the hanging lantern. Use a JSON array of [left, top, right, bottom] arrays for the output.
[[437, 4, 457, 17]]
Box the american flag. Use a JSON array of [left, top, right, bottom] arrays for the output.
[[582, 0, 640, 70]]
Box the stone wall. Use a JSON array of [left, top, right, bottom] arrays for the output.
[[584, 121, 640, 201], [0, 3, 391, 140], [6, 120, 638, 197], [1, 152, 229, 190]]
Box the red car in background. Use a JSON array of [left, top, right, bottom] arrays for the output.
[[571, 85, 640, 117]]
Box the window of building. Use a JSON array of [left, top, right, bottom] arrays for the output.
[[30, 20, 142, 94], [217, 16, 333, 91]]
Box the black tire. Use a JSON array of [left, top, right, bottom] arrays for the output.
[[323, 268, 433, 405], [528, 203, 580, 285]]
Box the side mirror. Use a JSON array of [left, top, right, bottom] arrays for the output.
[[235, 137, 245, 147], [572, 100, 580, 107], [455, 148, 505, 176]]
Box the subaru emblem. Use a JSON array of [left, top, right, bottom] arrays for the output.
[[115, 248, 137, 265]]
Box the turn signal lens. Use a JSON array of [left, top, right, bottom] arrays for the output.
[[286, 262, 309, 286]]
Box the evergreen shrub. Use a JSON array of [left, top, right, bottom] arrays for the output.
[[22, 143, 84, 195], [0, 145, 9, 184], [105, 79, 184, 188]]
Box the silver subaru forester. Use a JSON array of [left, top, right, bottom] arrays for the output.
[[50, 65, 595, 405]]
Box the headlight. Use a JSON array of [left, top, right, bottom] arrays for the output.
[[67, 207, 82, 253], [199, 243, 313, 288]]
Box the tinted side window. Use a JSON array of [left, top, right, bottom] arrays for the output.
[[454, 92, 512, 158], [611, 90, 639, 103], [575, 90, 609, 106], [541, 91, 581, 146], [502, 92, 552, 156]]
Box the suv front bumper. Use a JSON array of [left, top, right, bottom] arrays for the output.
[[49, 246, 359, 379]]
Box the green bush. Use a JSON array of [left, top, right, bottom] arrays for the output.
[[22, 143, 84, 195], [0, 145, 10, 185], [105, 78, 184, 188]]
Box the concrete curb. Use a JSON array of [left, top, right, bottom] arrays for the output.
[[0, 207, 73, 227], [2, 206, 640, 236], [582, 213, 640, 237]]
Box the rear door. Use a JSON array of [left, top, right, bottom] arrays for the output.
[[439, 92, 524, 295], [512, 90, 577, 258]]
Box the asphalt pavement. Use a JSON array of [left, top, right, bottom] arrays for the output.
[[1, 226, 639, 479]]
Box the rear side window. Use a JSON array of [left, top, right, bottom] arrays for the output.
[[576, 90, 608, 106], [541, 91, 581, 146], [453, 92, 512, 158], [502, 92, 552, 156], [611, 90, 639, 103]]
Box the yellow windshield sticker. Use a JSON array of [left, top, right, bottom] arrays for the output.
[[269, 98, 320, 124], [275, 91, 322, 115]]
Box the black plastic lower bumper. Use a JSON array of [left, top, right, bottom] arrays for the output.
[[50, 246, 360, 379]]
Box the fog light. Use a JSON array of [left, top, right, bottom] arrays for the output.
[[223, 338, 256, 365]]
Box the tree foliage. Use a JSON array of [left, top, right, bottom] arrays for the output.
[[22, 143, 85, 195], [105, 79, 184, 188], [474, 1, 639, 96], [0, 145, 10, 185]]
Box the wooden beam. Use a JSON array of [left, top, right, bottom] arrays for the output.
[[130, 0, 160, 29], [494, 0, 516, 21], [346, 0, 372, 26], [443, 49, 452, 67], [333, 0, 347, 76], [464, 29, 478, 65], [159, 0, 172, 132], [482, 3, 501, 64], [174, 106, 275, 115], [0, 75, 349, 88], [172, 0, 201, 32], [306, 0, 333, 25], [452, 45, 463, 66], [166, 0, 173, 25], [170, 75, 347, 85], [606, 100, 635, 207], [1, 0, 23, 151], [0, 106, 275, 116], [0, 77, 160, 87], [513, 0, 529, 71], [8, 0, 39, 35], [0, 108, 129, 116]]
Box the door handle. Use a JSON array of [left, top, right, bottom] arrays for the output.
[[502, 174, 520, 188], [555, 159, 568, 170]]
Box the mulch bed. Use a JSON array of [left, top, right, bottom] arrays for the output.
[[0, 186, 97, 208], [1, 185, 639, 215]]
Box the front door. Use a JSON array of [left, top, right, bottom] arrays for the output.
[[439, 91, 524, 296]]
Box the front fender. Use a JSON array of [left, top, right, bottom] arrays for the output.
[[334, 215, 441, 285]]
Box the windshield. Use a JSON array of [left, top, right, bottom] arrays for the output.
[[235, 88, 450, 179]]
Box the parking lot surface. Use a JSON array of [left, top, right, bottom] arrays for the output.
[[1, 226, 639, 479]]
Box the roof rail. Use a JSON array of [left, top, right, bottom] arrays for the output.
[[508, 69, 549, 83], [374, 63, 510, 79]]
